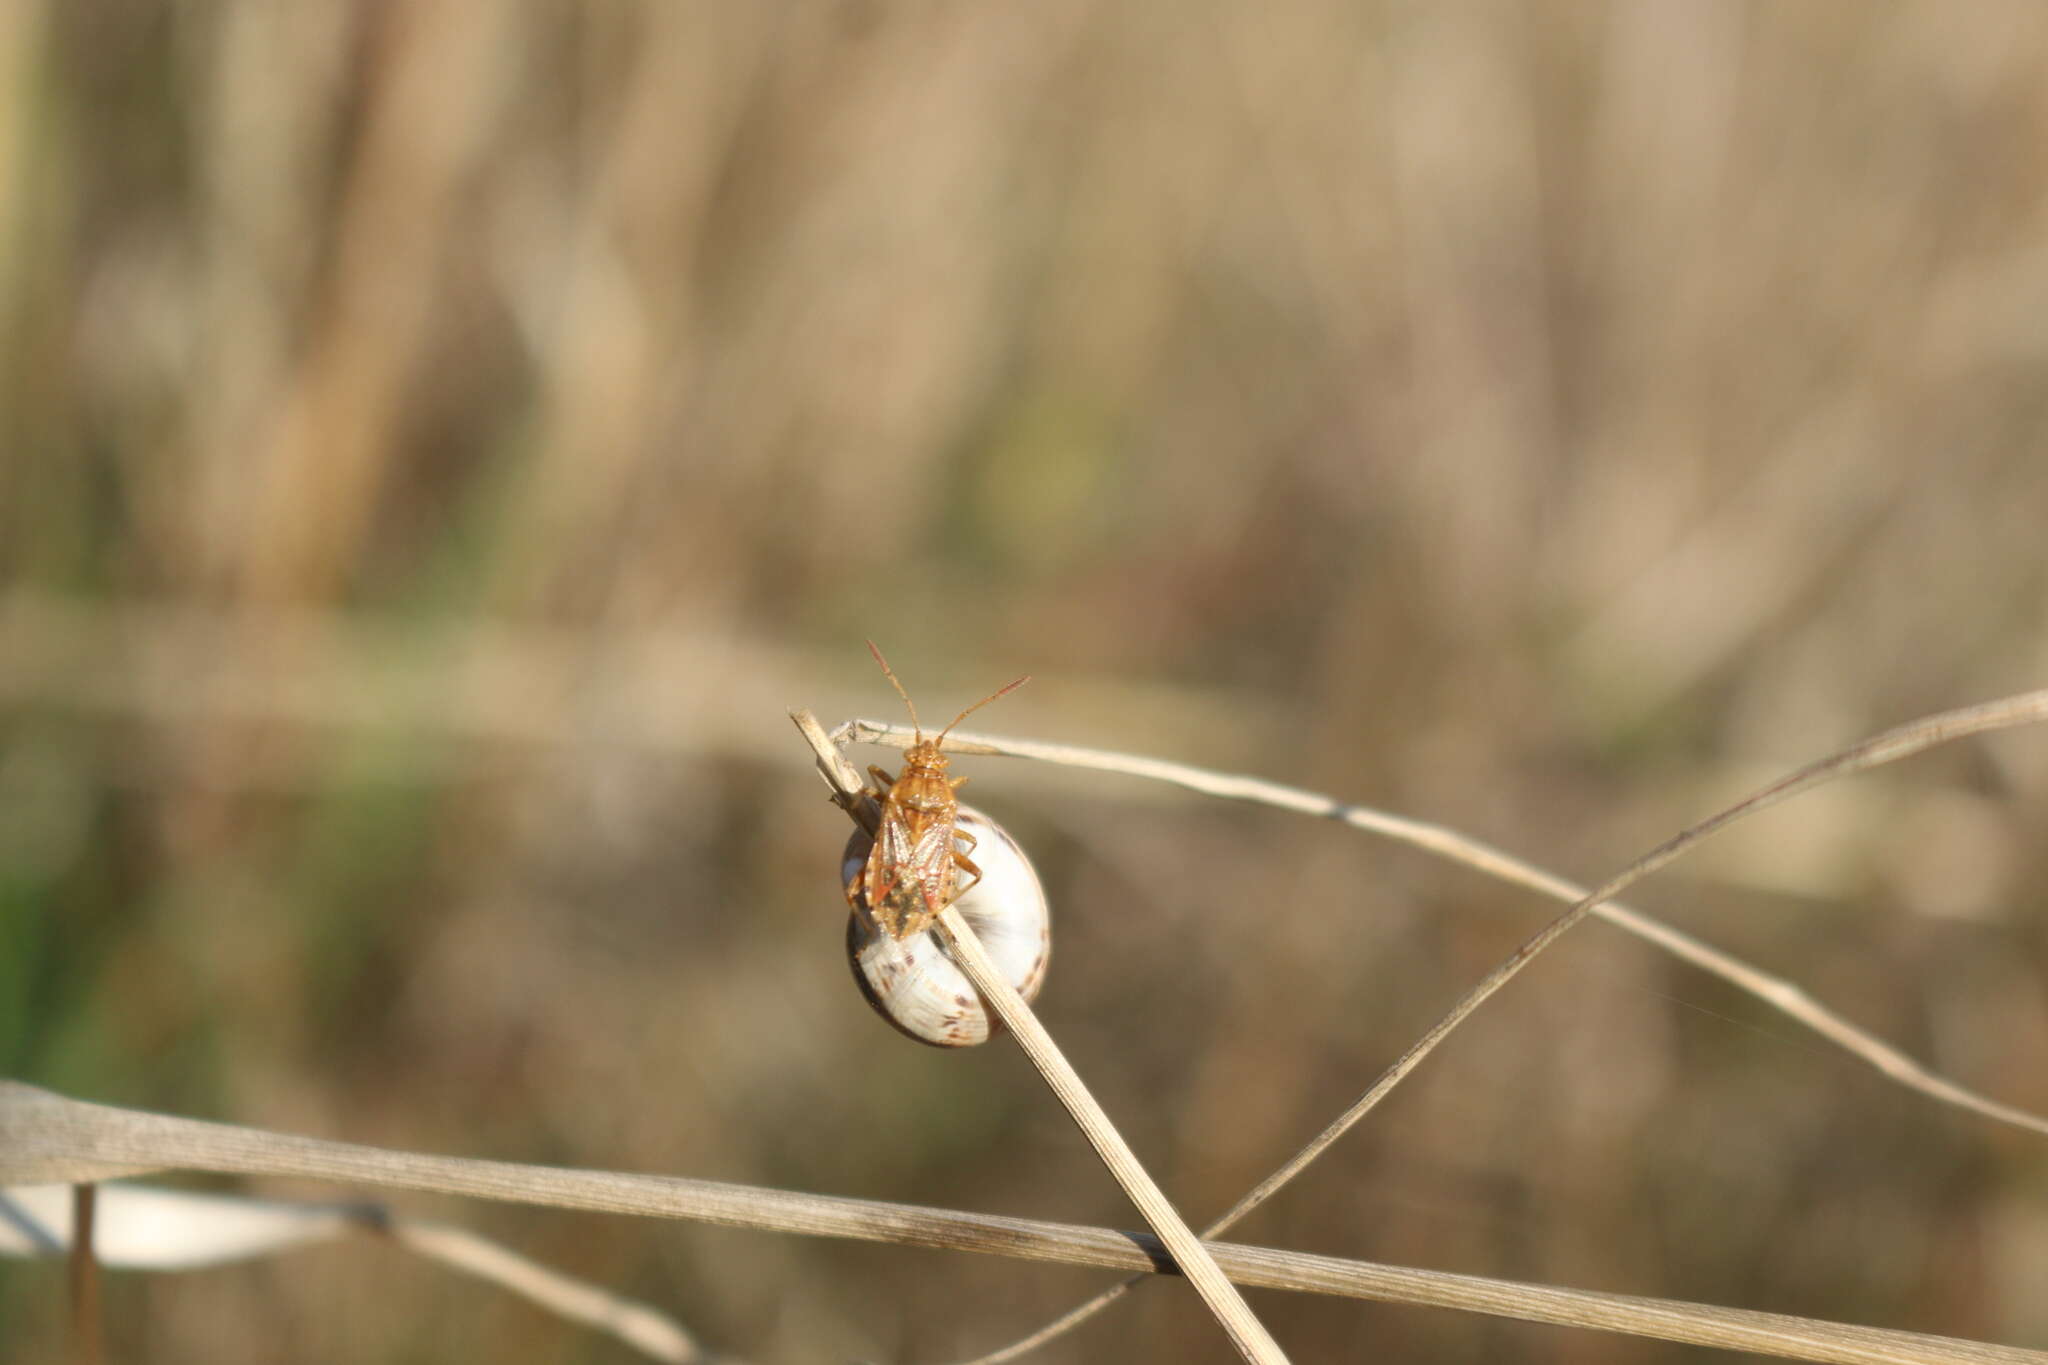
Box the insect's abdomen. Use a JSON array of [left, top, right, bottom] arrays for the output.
[[868, 863, 952, 937]]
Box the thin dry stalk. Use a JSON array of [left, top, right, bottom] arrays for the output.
[[362, 1216, 704, 1361], [834, 706, 2048, 1139], [2, 1182, 702, 1362], [3, 1081, 2040, 1365], [853, 688, 2048, 1361], [791, 710, 1289, 1365], [67, 1183, 102, 1365]]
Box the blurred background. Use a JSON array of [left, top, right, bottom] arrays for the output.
[[5, 1, 2048, 1360]]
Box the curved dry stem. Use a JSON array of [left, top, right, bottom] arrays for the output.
[[839, 688, 2048, 1363], [3, 1081, 2040, 1365], [835, 702, 2048, 1141], [793, 711, 1289, 1365]]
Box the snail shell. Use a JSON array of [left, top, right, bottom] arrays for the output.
[[843, 805, 1050, 1048]]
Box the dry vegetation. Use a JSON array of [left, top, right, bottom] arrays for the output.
[[4, 1, 2048, 1360]]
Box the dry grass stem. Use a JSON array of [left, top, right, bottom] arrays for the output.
[[1047, 687, 2048, 1206], [66, 1184, 101, 1365], [1, 1182, 703, 1362], [792, 710, 1290, 1365], [836, 706, 2048, 1140], [3, 1082, 2039, 1365], [367, 1217, 705, 1362]]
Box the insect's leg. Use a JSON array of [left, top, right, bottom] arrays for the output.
[[949, 776, 970, 791], [867, 765, 897, 794], [952, 827, 978, 852], [951, 850, 984, 900]]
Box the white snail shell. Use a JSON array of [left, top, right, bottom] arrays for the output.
[[843, 805, 1051, 1048]]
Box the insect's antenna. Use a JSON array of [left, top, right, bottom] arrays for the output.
[[865, 639, 923, 741], [936, 674, 1031, 745]]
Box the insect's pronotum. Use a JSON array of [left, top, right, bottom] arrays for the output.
[[847, 641, 1029, 939]]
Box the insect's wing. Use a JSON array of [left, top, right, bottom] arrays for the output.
[[863, 810, 958, 938], [861, 808, 918, 935]]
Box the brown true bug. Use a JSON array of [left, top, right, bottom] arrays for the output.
[[849, 641, 1030, 939]]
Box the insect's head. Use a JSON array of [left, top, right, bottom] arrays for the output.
[[865, 640, 1030, 759]]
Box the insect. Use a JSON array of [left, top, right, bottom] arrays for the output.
[[849, 641, 1029, 939]]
